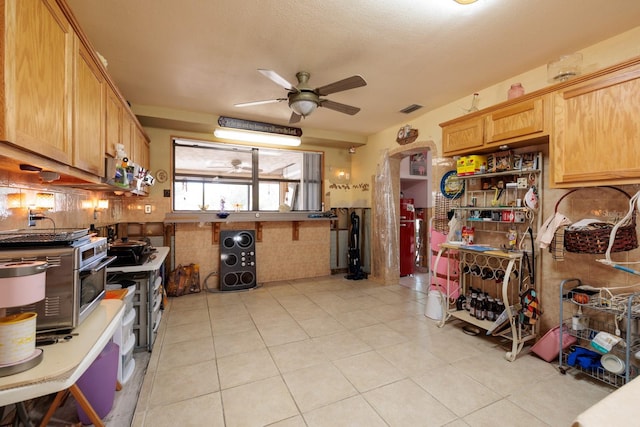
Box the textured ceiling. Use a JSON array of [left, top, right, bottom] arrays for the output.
[[67, 0, 640, 140]]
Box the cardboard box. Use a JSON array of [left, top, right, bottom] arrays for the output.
[[464, 155, 487, 175], [456, 157, 467, 175]]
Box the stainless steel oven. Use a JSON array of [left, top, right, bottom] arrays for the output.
[[0, 235, 116, 333]]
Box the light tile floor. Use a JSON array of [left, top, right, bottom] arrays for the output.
[[131, 273, 613, 426]]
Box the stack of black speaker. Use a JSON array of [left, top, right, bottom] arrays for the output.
[[219, 230, 257, 291]]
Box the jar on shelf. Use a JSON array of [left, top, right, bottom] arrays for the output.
[[508, 83, 525, 99]]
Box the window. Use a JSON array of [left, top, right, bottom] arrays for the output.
[[172, 138, 323, 212]]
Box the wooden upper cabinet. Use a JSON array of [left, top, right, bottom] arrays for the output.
[[121, 112, 134, 161], [441, 117, 484, 155], [484, 97, 546, 146], [2, 0, 74, 164], [133, 125, 150, 170], [551, 60, 640, 187], [441, 95, 550, 156], [73, 40, 105, 176], [105, 84, 123, 158]]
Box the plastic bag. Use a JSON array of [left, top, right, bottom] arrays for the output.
[[166, 264, 201, 297]]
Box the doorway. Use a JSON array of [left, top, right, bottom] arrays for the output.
[[370, 140, 437, 285]]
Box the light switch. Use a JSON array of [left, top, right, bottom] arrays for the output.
[[517, 177, 528, 189], [145, 205, 152, 214]]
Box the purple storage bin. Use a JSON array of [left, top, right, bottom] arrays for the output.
[[76, 341, 120, 425]]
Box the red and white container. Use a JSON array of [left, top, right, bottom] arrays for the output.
[[0, 260, 47, 365]]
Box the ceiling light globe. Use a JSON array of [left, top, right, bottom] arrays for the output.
[[289, 99, 318, 117]]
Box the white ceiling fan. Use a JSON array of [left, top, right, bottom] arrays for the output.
[[235, 69, 367, 123], [205, 158, 257, 173]]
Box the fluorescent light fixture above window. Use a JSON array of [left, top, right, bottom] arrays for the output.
[[214, 128, 301, 147]]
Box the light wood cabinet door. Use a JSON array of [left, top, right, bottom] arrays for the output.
[[73, 40, 105, 176], [551, 62, 640, 187], [105, 84, 122, 158], [484, 97, 546, 146], [133, 126, 150, 170], [441, 117, 484, 156], [3, 0, 73, 164], [121, 112, 134, 161]]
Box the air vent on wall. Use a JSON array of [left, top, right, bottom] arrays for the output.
[[399, 104, 423, 114]]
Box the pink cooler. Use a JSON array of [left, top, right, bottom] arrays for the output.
[[76, 341, 120, 424]]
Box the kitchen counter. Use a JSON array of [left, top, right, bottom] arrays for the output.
[[572, 375, 640, 426], [164, 211, 335, 223], [107, 246, 169, 273]]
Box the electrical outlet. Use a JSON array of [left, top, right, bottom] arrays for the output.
[[517, 177, 528, 189], [144, 205, 152, 214]]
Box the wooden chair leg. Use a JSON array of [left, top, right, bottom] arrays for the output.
[[39, 389, 70, 427], [68, 384, 105, 427]]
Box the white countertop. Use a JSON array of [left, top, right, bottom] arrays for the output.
[[107, 246, 170, 273], [0, 299, 124, 406]]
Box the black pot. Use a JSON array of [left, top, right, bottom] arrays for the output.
[[109, 239, 148, 257]]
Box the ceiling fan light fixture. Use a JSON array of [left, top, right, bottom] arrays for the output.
[[289, 99, 318, 117], [214, 128, 301, 147]]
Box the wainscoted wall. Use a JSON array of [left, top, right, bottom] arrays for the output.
[[0, 173, 331, 285], [174, 221, 331, 288]]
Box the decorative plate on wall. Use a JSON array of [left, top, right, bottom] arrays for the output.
[[156, 169, 168, 183], [440, 170, 464, 199]]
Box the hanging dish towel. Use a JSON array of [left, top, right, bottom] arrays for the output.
[[536, 212, 571, 249]]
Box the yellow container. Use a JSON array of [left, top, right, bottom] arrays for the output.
[[456, 156, 467, 175], [0, 312, 37, 364], [464, 155, 488, 175]]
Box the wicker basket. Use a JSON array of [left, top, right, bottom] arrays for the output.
[[556, 186, 638, 254]]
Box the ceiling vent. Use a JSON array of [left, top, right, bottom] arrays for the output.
[[399, 104, 423, 114]]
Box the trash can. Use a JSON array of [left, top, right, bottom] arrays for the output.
[[425, 290, 444, 320], [76, 341, 120, 425]]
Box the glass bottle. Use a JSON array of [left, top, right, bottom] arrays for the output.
[[465, 93, 479, 114], [486, 297, 495, 321], [477, 294, 486, 320], [469, 293, 478, 317], [496, 299, 505, 317]]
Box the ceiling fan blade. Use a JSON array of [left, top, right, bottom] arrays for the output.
[[320, 99, 361, 115], [235, 98, 286, 107], [316, 75, 366, 96], [289, 111, 302, 123], [258, 69, 298, 91]]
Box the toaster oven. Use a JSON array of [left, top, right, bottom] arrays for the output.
[[0, 236, 116, 333]]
